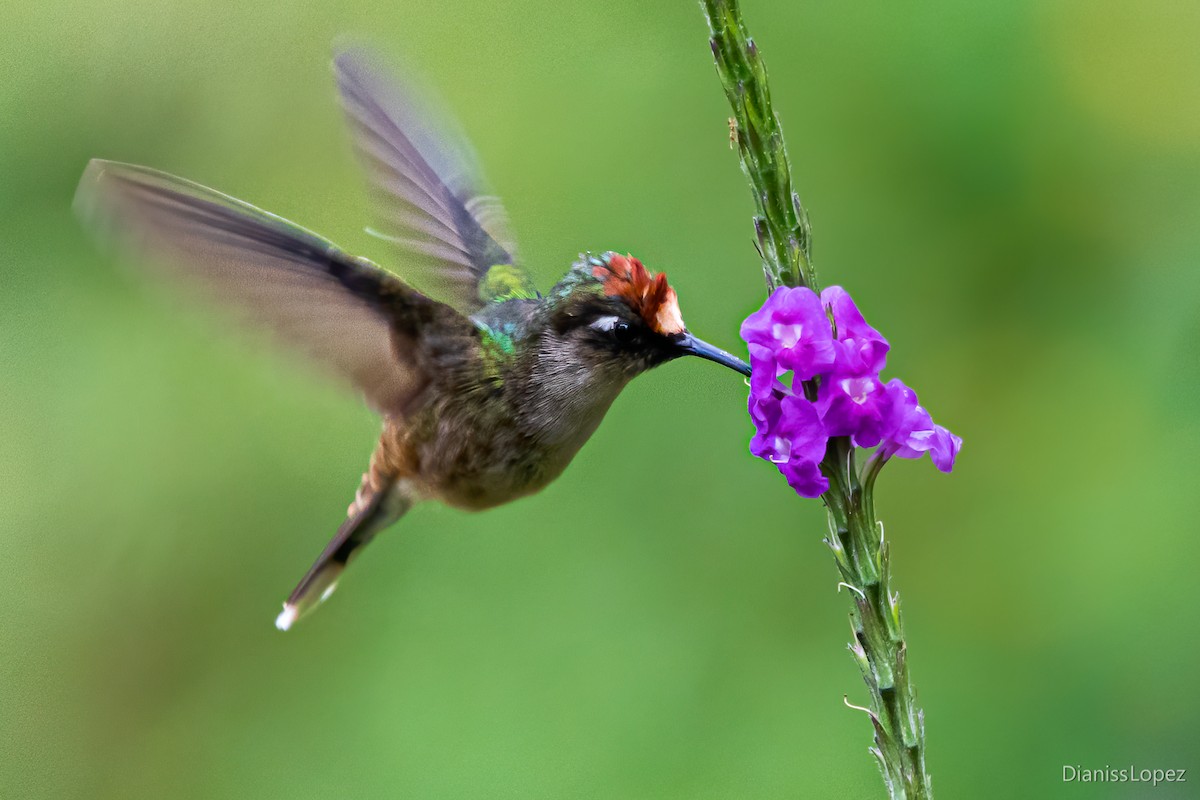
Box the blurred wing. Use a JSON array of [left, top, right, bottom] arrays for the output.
[[75, 159, 470, 418], [334, 48, 536, 311]]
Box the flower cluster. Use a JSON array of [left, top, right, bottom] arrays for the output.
[[741, 286, 961, 497]]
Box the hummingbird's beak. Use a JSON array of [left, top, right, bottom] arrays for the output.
[[673, 332, 752, 376]]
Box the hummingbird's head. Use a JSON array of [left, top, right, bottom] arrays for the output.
[[544, 253, 751, 383]]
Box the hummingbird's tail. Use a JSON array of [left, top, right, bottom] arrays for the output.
[[274, 479, 413, 631]]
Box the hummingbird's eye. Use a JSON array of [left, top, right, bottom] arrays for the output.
[[590, 315, 634, 344]]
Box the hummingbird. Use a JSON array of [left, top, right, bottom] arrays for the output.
[[75, 49, 750, 630]]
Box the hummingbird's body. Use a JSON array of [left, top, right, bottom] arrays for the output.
[[360, 298, 620, 515], [76, 49, 749, 628]]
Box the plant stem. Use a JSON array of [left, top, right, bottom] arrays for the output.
[[703, 0, 815, 292], [825, 439, 932, 799], [702, 1, 933, 797]]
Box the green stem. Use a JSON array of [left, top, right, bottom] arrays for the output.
[[703, 0, 815, 292], [702, 2, 933, 797], [825, 439, 931, 799]]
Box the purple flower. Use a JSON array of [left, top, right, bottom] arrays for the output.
[[748, 392, 784, 461], [878, 379, 934, 457], [747, 344, 785, 398], [741, 284, 960, 498], [747, 344, 787, 458], [740, 287, 835, 380], [821, 286, 889, 375], [780, 458, 829, 498], [929, 426, 962, 473], [744, 341, 830, 497], [818, 372, 888, 448], [775, 395, 828, 464], [747, 386, 829, 492], [877, 379, 962, 473]]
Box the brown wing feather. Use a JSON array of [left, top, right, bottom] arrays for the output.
[[333, 48, 522, 311], [74, 159, 473, 418]]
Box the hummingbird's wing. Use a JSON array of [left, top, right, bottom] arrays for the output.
[[75, 159, 475, 418], [334, 48, 538, 312]]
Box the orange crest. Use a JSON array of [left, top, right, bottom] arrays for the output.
[[591, 253, 686, 335]]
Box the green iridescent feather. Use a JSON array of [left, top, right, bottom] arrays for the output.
[[478, 263, 539, 304], [471, 296, 541, 383]]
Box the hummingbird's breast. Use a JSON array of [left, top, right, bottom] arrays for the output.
[[387, 358, 627, 512]]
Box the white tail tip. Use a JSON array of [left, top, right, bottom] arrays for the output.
[[275, 604, 299, 632]]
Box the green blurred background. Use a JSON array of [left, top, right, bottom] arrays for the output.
[[3, 0, 1199, 797]]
